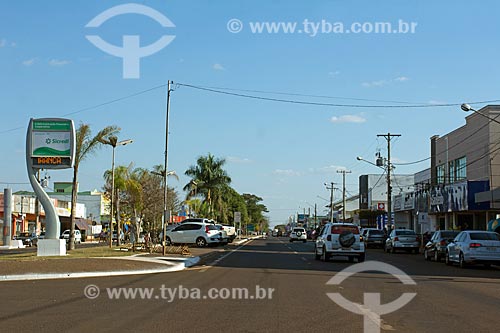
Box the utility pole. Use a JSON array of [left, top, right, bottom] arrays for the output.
[[325, 182, 336, 223], [377, 133, 401, 229], [163, 80, 172, 256], [337, 170, 352, 222], [314, 203, 317, 229]]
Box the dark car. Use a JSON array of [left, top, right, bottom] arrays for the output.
[[364, 229, 386, 248], [15, 232, 37, 247], [424, 230, 459, 262]]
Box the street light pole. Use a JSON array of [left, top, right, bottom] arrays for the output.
[[103, 136, 133, 248], [109, 141, 116, 248], [163, 80, 173, 256]]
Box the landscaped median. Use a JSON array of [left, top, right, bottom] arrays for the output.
[[0, 245, 200, 282]]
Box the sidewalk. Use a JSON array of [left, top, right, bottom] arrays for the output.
[[0, 236, 259, 281]]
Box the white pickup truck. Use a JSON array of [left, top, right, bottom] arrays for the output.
[[221, 224, 237, 242]]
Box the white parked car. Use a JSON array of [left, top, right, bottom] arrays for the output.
[[446, 230, 500, 268], [289, 227, 307, 243], [315, 223, 365, 262], [221, 224, 237, 242], [165, 222, 221, 247], [60, 229, 82, 244]]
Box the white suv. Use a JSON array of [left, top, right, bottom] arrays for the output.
[[289, 227, 307, 243], [315, 223, 365, 262]]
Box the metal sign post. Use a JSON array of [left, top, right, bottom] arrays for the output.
[[26, 118, 75, 256]]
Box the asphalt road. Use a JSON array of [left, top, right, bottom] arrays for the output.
[[1, 237, 499, 332]]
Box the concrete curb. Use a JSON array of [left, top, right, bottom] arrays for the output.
[[232, 235, 262, 245], [0, 256, 201, 282]]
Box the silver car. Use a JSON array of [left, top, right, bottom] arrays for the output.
[[385, 229, 420, 254], [445, 231, 500, 268]]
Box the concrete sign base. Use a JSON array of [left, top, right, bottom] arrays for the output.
[[37, 239, 66, 256]]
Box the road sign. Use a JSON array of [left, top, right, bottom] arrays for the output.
[[234, 211, 241, 223], [377, 202, 386, 211]]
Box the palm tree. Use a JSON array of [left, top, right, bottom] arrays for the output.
[[183, 153, 231, 218], [69, 123, 119, 250]]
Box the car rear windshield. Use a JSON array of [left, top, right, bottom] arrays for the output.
[[369, 230, 384, 235], [470, 232, 500, 241], [396, 230, 416, 236], [441, 231, 459, 238], [331, 226, 359, 234], [293, 228, 305, 232]]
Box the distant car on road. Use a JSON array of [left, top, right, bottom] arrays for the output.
[[364, 229, 386, 248], [385, 229, 420, 254], [424, 230, 459, 262], [289, 227, 307, 243], [315, 223, 365, 262], [445, 230, 500, 268]]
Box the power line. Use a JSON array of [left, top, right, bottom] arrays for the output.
[[177, 82, 500, 108], [393, 157, 431, 165], [0, 83, 168, 135]]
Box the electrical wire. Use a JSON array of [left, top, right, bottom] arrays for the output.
[[177, 82, 500, 108]]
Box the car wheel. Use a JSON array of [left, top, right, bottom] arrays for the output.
[[358, 254, 365, 262], [165, 236, 172, 245], [289, 239, 293, 242], [315, 246, 321, 260], [445, 252, 452, 266], [414, 248, 419, 254], [321, 247, 329, 262], [424, 249, 430, 261], [348, 256, 354, 263], [196, 237, 207, 247], [459, 253, 467, 268], [434, 250, 440, 262], [484, 263, 491, 269], [302, 240, 306, 243]]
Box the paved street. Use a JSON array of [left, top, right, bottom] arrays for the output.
[[1, 237, 499, 332]]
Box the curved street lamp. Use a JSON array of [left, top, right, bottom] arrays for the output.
[[102, 136, 133, 248]]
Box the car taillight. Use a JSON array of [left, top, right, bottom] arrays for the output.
[[394, 237, 399, 241], [469, 243, 482, 248], [205, 226, 210, 233], [440, 240, 447, 246]]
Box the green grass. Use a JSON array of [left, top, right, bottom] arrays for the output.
[[0, 245, 135, 261]]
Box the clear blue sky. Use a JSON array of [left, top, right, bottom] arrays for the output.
[[2, 0, 500, 226]]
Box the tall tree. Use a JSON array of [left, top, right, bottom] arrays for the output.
[[69, 123, 119, 250], [183, 153, 231, 218]]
